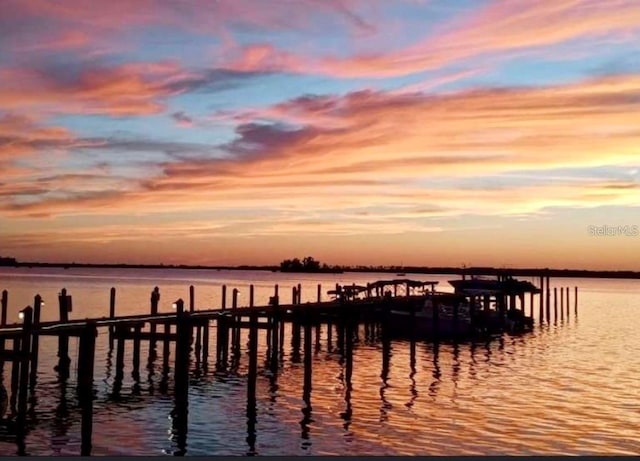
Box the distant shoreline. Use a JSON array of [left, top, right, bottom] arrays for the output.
[[1, 261, 639, 279]]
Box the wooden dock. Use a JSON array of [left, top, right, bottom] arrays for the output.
[[0, 275, 579, 455]]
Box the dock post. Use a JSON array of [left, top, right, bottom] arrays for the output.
[[109, 287, 116, 348], [10, 335, 20, 414], [0, 289, 6, 372], [1, 289, 6, 326], [17, 306, 33, 424], [191, 285, 201, 363], [566, 287, 570, 317], [303, 306, 312, 414], [297, 283, 302, 304], [174, 299, 190, 395], [574, 286, 578, 314], [453, 300, 459, 336], [529, 291, 534, 320], [539, 276, 544, 323], [149, 287, 160, 358], [78, 321, 97, 456], [132, 324, 142, 380], [277, 285, 285, 354], [270, 294, 280, 372], [30, 294, 42, 389], [317, 284, 322, 303], [114, 325, 126, 395], [554, 287, 558, 322], [56, 288, 71, 377], [246, 310, 259, 454], [163, 322, 171, 373], [545, 279, 551, 323], [202, 318, 209, 369], [173, 299, 191, 456], [231, 288, 240, 360], [560, 285, 564, 316], [249, 284, 254, 308], [545, 275, 551, 321], [221, 285, 227, 310]]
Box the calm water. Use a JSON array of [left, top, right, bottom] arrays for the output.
[[0, 267, 639, 456]]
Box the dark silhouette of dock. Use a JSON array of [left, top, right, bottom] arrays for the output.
[[0, 273, 579, 455]]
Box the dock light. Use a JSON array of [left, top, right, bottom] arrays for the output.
[[41, 300, 45, 306], [18, 311, 24, 320], [172, 302, 177, 310]]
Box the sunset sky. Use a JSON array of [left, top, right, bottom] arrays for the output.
[[1, 0, 639, 269]]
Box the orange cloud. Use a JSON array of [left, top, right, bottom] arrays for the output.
[[2, 73, 639, 221]]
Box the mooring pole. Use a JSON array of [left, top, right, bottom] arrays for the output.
[[30, 295, 42, 389], [114, 325, 126, 395], [539, 276, 544, 323], [270, 292, 280, 372], [246, 311, 259, 455], [0, 289, 7, 372], [132, 324, 142, 380], [173, 298, 191, 456], [553, 287, 558, 322], [78, 321, 97, 456], [303, 307, 312, 405], [221, 285, 227, 310], [574, 286, 578, 314], [56, 288, 71, 377], [109, 287, 116, 348], [249, 284, 254, 308], [231, 288, 240, 359], [149, 287, 160, 357], [17, 306, 33, 423]]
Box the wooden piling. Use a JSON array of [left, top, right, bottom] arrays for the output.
[[163, 322, 171, 373], [545, 279, 551, 323], [270, 294, 280, 372], [202, 318, 210, 368], [545, 275, 551, 321], [303, 307, 312, 406], [0, 289, 6, 371], [56, 288, 71, 377], [317, 284, 322, 303], [566, 287, 570, 317], [192, 285, 202, 363], [1, 289, 7, 326], [560, 285, 564, 314], [232, 288, 240, 357], [30, 294, 42, 389], [554, 287, 558, 321], [173, 299, 190, 399], [297, 283, 302, 304], [132, 324, 142, 380], [115, 325, 126, 385], [10, 337, 20, 414], [173, 299, 191, 455], [529, 291, 534, 319], [221, 285, 227, 310], [149, 287, 160, 357], [109, 287, 116, 348], [246, 311, 258, 454], [574, 286, 578, 314], [78, 321, 97, 456], [17, 306, 33, 422], [249, 284, 254, 308], [539, 276, 544, 323]]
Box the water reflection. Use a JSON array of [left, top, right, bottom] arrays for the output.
[[428, 341, 441, 400], [379, 331, 392, 423], [405, 339, 418, 410]]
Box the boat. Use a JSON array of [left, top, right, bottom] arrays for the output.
[[388, 292, 479, 337]]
